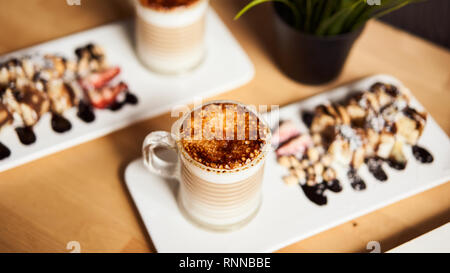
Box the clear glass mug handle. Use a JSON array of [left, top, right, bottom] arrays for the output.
[[142, 131, 179, 179]]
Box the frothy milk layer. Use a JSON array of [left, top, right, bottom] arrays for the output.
[[136, 0, 208, 28], [179, 161, 264, 227], [135, 0, 207, 73]]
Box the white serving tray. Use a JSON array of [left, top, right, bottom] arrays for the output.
[[125, 75, 450, 253], [0, 8, 254, 172]]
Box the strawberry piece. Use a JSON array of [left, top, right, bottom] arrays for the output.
[[272, 120, 300, 147], [80, 67, 121, 90], [276, 134, 312, 158], [86, 82, 128, 109]]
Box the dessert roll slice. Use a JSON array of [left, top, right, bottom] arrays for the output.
[[0, 62, 11, 85], [302, 154, 342, 205], [396, 107, 427, 145], [351, 146, 366, 170], [370, 82, 400, 107], [376, 131, 395, 159], [20, 57, 38, 80], [325, 103, 343, 125], [387, 140, 407, 170], [328, 137, 352, 166], [0, 97, 13, 130], [0, 98, 12, 159], [345, 103, 366, 127], [0, 59, 27, 84], [75, 44, 107, 77], [310, 105, 336, 134], [370, 82, 400, 97], [47, 80, 76, 114], [364, 128, 380, 157], [30, 55, 70, 84], [1, 84, 50, 127], [348, 90, 379, 113]]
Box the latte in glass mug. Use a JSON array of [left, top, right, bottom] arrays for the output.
[[142, 101, 271, 231], [135, 0, 209, 74]]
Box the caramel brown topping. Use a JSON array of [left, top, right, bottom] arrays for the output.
[[180, 103, 269, 170], [139, 0, 200, 10]]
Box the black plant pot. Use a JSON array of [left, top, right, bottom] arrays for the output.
[[273, 4, 365, 85]]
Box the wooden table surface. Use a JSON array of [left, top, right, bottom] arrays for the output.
[[0, 0, 449, 253]]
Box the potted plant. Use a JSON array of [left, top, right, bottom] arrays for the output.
[[235, 0, 422, 84]]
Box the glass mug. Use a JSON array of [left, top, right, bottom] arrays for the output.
[[135, 0, 209, 74], [142, 101, 272, 231]]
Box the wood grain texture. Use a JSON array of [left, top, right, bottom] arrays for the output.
[[0, 0, 449, 253]]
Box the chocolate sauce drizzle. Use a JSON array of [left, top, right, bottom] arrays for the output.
[[0, 92, 139, 161], [0, 142, 11, 160], [412, 145, 433, 163], [386, 158, 407, 170], [366, 157, 388, 182], [326, 179, 343, 192], [125, 92, 138, 105], [300, 179, 342, 206], [15, 126, 36, 145], [301, 111, 314, 128], [0, 44, 141, 162], [347, 168, 366, 191], [77, 101, 96, 123], [301, 183, 328, 206], [51, 113, 72, 133], [108, 92, 139, 112], [276, 82, 438, 206]]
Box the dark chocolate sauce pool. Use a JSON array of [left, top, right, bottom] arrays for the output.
[[297, 145, 434, 205], [108, 92, 139, 112], [301, 183, 327, 206], [16, 126, 36, 145], [366, 157, 388, 182], [2, 93, 139, 159], [326, 179, 343, 192], [108, 101, 124, 112], [0, 142, 11, 160], [386, 158, 406, 170], [77, 101, 96, 123], [412, 145, 433, 163], [301, 111, 314, 128], [51, 114, 72, 133], [347, 168, 366, 191], [125, 92, 138, 105]]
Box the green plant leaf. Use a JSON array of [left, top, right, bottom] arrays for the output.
[[311, 0, 327, 33], [373, 0, 412, 19], [342, 1, 367, 32], [234, 0, 301, 28], [235, 0, 424, 35], [316, 0, 361, 35]]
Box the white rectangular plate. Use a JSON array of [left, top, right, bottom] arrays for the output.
[[0, 8, 254, 172], [125, 74, 450, 253]]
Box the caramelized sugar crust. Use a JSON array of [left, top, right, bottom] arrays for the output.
[[139, 0, 200, 10], [180, 103, 269, 170]]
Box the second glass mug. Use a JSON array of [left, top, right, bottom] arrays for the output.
[[135, 0, 209, 74], [142, 100, 272, 231]]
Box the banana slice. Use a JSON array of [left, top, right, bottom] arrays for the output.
[[388, 140, 407, 170]]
